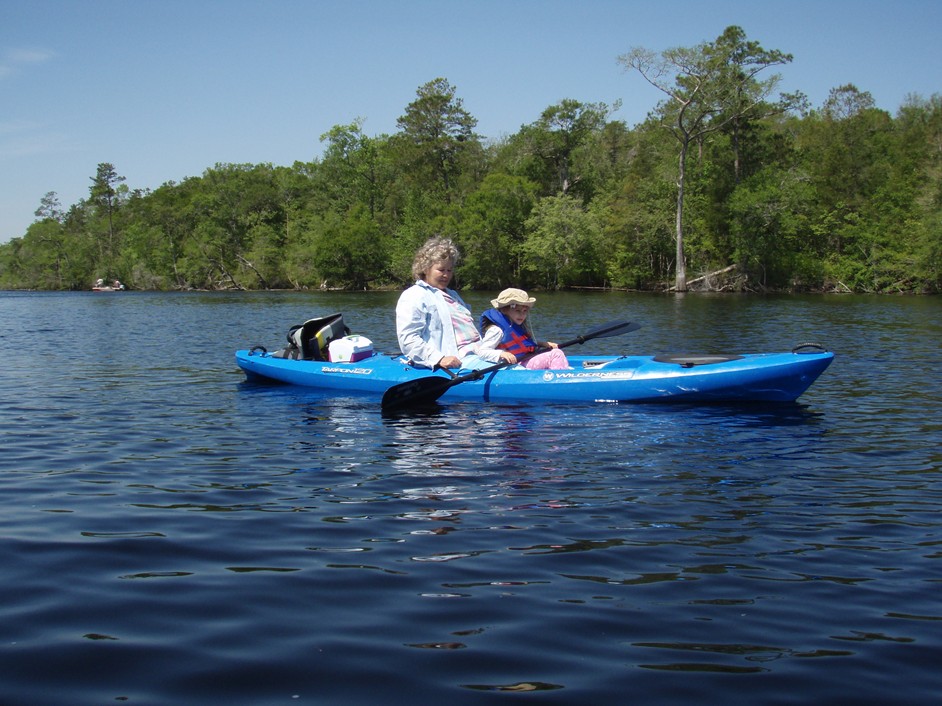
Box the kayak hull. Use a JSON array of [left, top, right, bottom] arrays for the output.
[[235, 348, 834, 404]]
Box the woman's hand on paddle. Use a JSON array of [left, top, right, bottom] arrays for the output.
[[438, 355, 462, 369], [499, 351, 517, 364]]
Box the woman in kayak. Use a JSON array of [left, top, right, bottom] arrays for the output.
[[396, 237, 514, 370], [479, 288, 570, 370]]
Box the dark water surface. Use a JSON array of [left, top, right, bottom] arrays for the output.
[[1, 290, 940, 705]]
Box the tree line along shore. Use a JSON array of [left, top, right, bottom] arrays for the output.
[[2, 27, 939, 294]]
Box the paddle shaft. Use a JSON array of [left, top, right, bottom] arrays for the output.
[[447, 319, 637, 383]]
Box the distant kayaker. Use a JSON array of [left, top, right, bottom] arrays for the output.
[[396, 237, 513, 369], [479, 288, 570, 370]]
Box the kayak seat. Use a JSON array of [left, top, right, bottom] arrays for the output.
[[276, 313, 351, 361]]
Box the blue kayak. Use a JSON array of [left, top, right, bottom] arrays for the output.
[[235, 345, 833, 405]]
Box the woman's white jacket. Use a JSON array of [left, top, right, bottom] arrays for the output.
[[395, 280, 463, 368]]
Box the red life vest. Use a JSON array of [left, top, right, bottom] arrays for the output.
[[480, 309, 536, 356]]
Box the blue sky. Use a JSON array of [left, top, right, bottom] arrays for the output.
[[2, 0, 940, 243]]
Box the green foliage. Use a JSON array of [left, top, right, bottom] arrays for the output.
[[510, 99, 612, 200], [619, 25, 797, 291], [307, 206, 389, 289], [522, 194, 605, 288], [596, 177, 675, 289], [727, 166, 815, 288], [394, 77, 481, 204], [456, 173, 538, 288], [1, 46, 940, 295]]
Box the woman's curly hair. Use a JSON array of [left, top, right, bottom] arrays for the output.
[[412, 237, 460, 281]]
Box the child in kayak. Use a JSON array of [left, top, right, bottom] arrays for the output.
[[479, 288, 570, 370]]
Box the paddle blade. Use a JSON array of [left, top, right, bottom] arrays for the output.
[[381, 376, 453, 413]]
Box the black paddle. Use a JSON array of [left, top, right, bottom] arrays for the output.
[[381, 320, 641, 413]]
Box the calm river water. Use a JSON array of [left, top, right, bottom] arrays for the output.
[[1, 290, 940, 705]]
